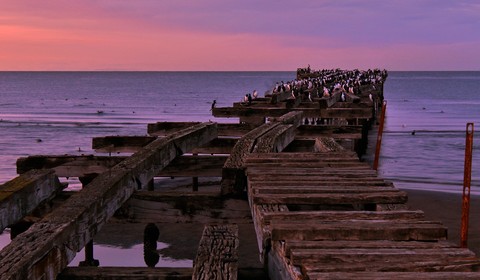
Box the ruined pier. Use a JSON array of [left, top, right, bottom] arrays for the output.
[[1, 68, 479, 279]]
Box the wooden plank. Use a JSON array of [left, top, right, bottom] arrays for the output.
[[158, 155, 227, 177], [245, 151, 359, 160], [248, 181, 393, 187], [246, 163, 372, 170], [250, 204, 289, 263], [251, 186, 403, 195], [16, 155, 126, 177], [217, 123, 258, 137], [248, 175, 387, 182], [147, 121, 201, 136], [0, 169, 63, 232], [264, 211, 425, 225], [302, 259, 480, 274], [271, 221, 447, 242], [246, 167, 377, 176], [58, 267, 193, 280], [296, 125, 363, 139], [92, 136, 156, 153], [17, 155, 226, 178], [306, 271, 480, 279], [290, 247, 476, 266], [191, 137, 237, 154], [192, 224, 239, 280], [282, 240, 459, 254], [0, 122, 217, 280], [252, 191, 407, 205]]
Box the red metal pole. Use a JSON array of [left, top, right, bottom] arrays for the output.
[[460, 123, 474, 248], [373, 101, 387, 171]]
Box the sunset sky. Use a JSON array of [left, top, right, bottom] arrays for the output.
[[1, 0, 479, 71]]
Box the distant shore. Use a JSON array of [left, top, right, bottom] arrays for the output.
[[402, 188, 480, 256]]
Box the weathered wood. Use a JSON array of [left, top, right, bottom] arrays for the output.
[[271, 221, 447, 242], [0, 122, 217, 280], [191, 137, 237, 154], [246, 167, 377, 176], [282, 240, 460, 254], [192, 224, 239, 280], [252, 191, 408, 205], [92, 136, 156, 153], [296, 125, 363, 139], [251, 186, 403, 195], [16, 155, 126, 177], [290, 247, 476, 266], [305, 271, 480, 279], [17, 154, 226, 178], [147, 121, 201, 136], [264, 211, 426, 226], [158, 155, 227, 177], [58, 267, 193, 280], [250, 204, 289, 265], [222, 112, 303, 195], [302, 259, 480, 274], [253, 124, 296, 153], [0, 169, 63, 232], [217, 123, 258, 137]]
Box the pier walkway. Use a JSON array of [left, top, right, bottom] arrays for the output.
[[245, 150, 480, 279]]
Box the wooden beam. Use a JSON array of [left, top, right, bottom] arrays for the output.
[[16, 155, 126, 177], [252, 191, 408, 205], [296, 125, 363, 139], [92, 136, 156, 153], [191, 137, 237, 154], [270, 221, 447, 242], [305, 272, 480, 279], [0, 122, 217, 280], [221, 112, 302, 195], [212, 106, 372, 119], [0, 169, 63, 232], [17, 154, 227, 178], [158, 155, 227, 177], [147, 121, 201, 136], [192, 224, 239, 280], [58, 267, 193, 280]]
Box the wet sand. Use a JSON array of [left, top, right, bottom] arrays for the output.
[[402, 188, 480, 256]]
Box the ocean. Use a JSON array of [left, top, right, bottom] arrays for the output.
[[1, 71, 480, 265]]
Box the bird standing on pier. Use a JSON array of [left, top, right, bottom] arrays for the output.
[[210, 100, 216, 111]]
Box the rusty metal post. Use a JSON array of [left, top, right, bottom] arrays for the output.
[[461, 123, 474, 248], [373, 101, 387, 171]]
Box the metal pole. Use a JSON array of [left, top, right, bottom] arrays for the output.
[[461, 123, 474, 248], [373, 101, 387, 171]]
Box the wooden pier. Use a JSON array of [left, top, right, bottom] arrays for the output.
[[1, 68, 479, 279]]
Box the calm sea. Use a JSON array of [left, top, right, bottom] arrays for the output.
[[1, 71, 480, 264]]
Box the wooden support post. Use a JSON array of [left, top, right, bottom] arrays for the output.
[[79, 240, 99, 267], [192, 153, 198, 192], [461, 123, 474, 248], [147, 179, 155, 191], [373, 101, 387, 171]]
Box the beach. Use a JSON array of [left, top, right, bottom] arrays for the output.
[[403, 188, 480, 256]]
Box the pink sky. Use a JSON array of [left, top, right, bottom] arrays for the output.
[[1, 0, 479, 71]]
